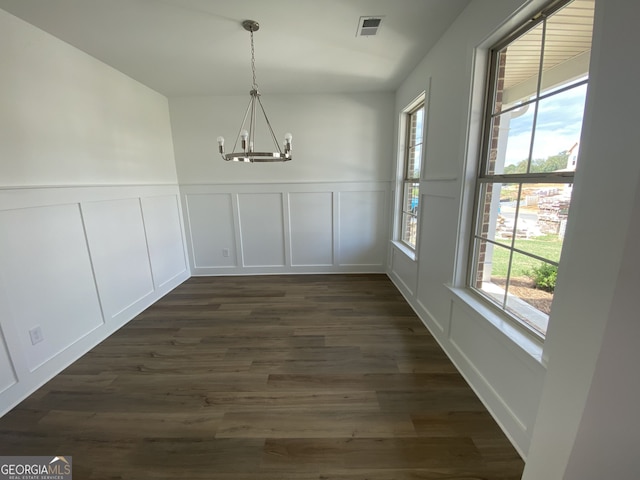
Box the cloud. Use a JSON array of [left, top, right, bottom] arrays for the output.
[[503, 83, 587, 165]]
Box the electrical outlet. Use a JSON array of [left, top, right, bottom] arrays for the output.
[[29, 326, 44, 345], [222, 248, 230, 258]]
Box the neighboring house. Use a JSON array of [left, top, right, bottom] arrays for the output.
[[568, 142, 580, 171]]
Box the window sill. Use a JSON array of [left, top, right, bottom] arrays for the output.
[[391, 240, 417, 261], [480, 281, 549, 335], [446, 285, 546, 366]]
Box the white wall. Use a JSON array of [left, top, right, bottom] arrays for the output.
[[389, 0, 640, 471], [170, 93, 394, 274], [0, 9, 189, 416], [0, 13, 177, 187], [171, 93, 395, 185], [561, 171, 640, 479]]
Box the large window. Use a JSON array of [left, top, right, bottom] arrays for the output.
[[469, 0, 594, 338], [400, 100, 425, 250]]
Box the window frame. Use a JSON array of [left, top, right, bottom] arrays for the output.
[[467, 0, 591, 339], [398, 97, 426, 252]]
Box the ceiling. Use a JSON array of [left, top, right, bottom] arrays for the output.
[[0, 0, 471, 97]]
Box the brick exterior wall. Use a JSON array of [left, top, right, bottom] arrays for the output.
[[475, 51, 506, 285]]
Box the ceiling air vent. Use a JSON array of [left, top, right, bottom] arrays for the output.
[[356, 16, 384, 37]]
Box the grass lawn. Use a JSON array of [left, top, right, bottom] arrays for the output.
[[490, 235, 563, 277]]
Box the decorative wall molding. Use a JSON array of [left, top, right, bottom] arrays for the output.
[[181, 182, 390, 276], [0, 184, 190, 417], [421, 175, 458, 182]]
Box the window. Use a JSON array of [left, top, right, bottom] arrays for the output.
[[399, 99, 425, 250], [469, 0, 594, 338]]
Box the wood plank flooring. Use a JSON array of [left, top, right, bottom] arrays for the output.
[[0, 274, 524, 479]]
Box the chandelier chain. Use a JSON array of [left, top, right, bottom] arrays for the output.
[[250, 30, 258, 90]]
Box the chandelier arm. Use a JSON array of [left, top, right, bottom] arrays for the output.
[[250, 92, 258, 152], [256, 95, 283, 154], [230, 96, 254, 155]]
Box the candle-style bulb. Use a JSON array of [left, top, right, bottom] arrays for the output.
[[240, 130, 249, 151], [284, 132, 293, 153]]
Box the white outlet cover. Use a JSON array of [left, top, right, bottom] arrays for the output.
[[29, 326, 44, 345]]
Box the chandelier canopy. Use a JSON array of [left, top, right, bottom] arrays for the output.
[[217, 20, 292, 163]]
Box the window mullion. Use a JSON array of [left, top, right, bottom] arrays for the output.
[[525, 16, 548, 175]]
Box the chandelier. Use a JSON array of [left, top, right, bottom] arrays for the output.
[[217, 20, 292, 163]]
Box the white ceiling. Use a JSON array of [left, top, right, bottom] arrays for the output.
[[0, 0, 471, 96]]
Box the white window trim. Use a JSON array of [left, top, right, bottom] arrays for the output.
[[394, 90, 427, 256], [391, 239, 417, 261]]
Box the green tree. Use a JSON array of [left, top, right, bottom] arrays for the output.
[[504, 159, 528, 174], [532, 152, 569, 172], [503, 151, 569, 174]]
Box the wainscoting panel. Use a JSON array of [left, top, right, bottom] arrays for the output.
[[415, 193, 457, 331], [338, 190, 387, 267], [238, 193, 286, 267], [184, 193, 237, 269], [289, 192, 333, 267], [82, 198, 155, 320], [0, 203, 104, 372], [0, 333, 16, 395], [0, 185, 189, 418], [389, 245, 418, 297], [181, 183, 390, 275], [141, 195, 188, 288], [448, 300, 545, 453], [0, 285, 18, 394]]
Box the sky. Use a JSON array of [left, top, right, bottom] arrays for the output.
[[504, 83, 588, 165]]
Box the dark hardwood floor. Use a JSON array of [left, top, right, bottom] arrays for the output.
[[0, 274, 524, 479]]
